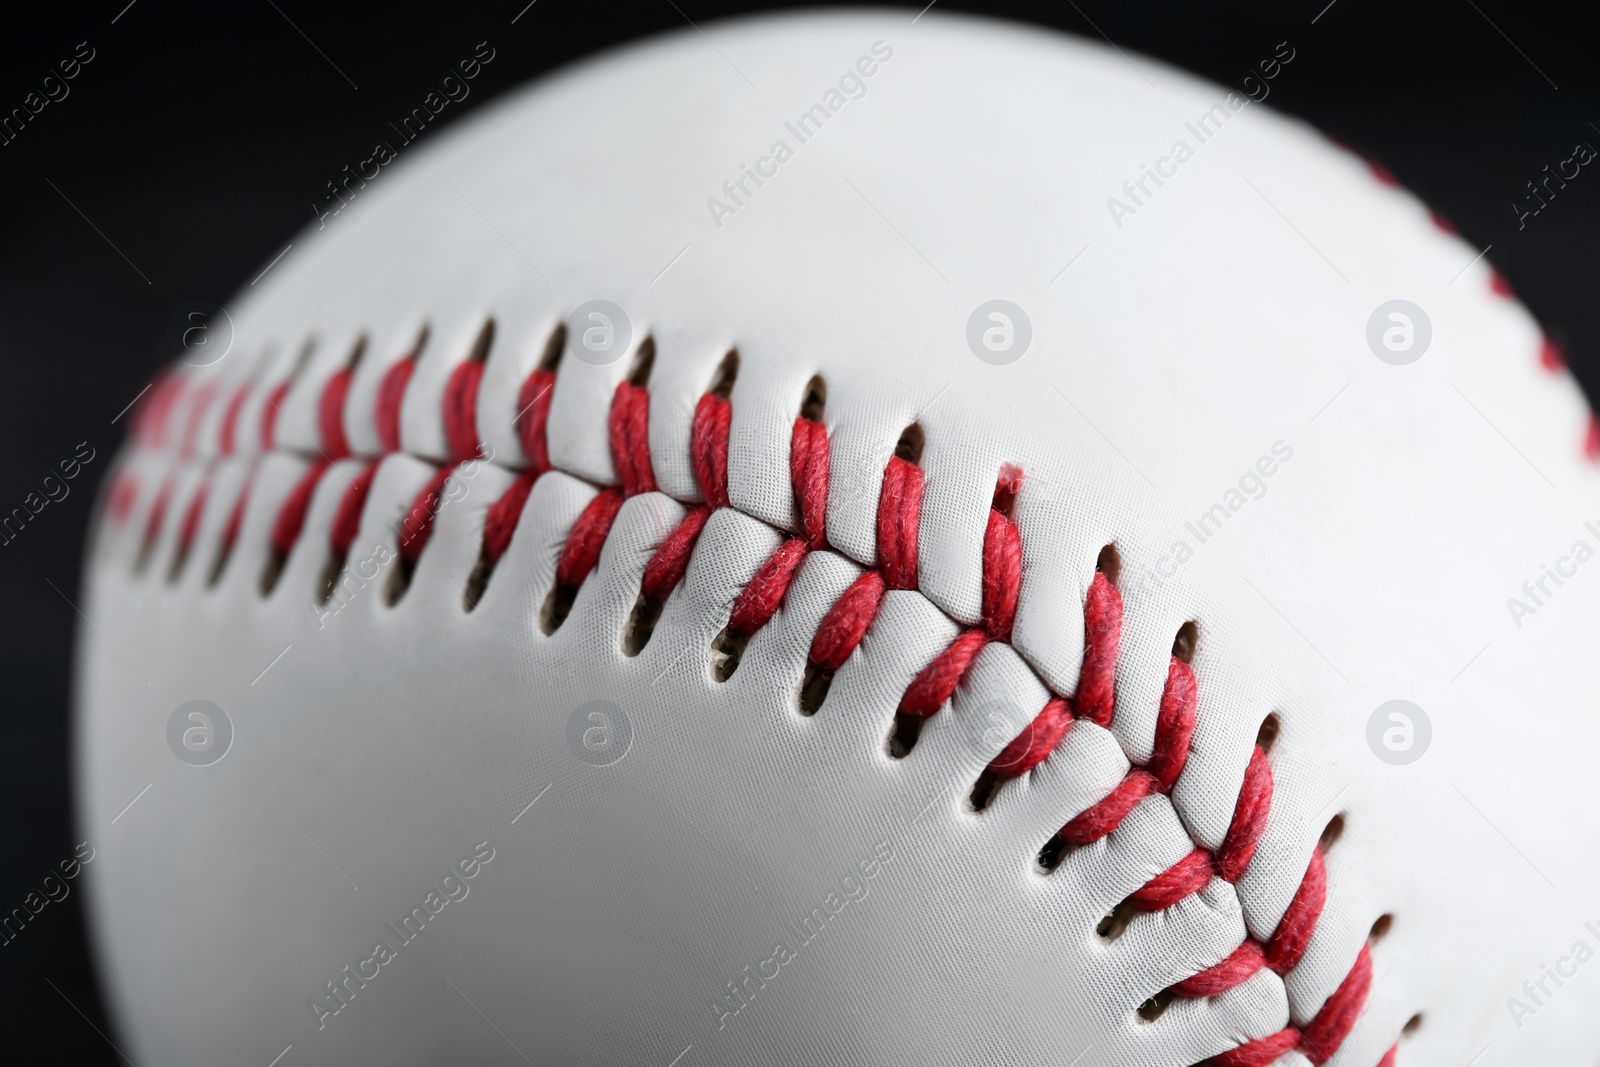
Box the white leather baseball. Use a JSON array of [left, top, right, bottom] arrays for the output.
[[75, 11, 1600, 1066]]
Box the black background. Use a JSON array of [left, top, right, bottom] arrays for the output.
[[2, 0, 1594, 1059]]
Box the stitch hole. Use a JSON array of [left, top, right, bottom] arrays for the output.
[[626, 336, 656, 386], [462, 559, 491, 612], [1096, 542, 1121, 586], [1036, 835, 1069, 873], [798, 375, 826, 421], [798, 664, 834, 715], [1320, 813, 1346, 853], [1172, 621, 1198, 664], [968, 769, 1003, 812], [207, 540, 234, 588], [1255, 713, 1281, 755], [710, 628, 751, 681], [538, 322, 566, 370], [621, 593, 664, 657], [539, 583, 576, 634], [465, 318, 495, 364], [894, 422, 925, 464], [708, 349, 739, 398], [1096, 899, 1139, 942], [259, 549, 289, 597], [886, 714, 923, 759], [317, 551, 347, 605], [1402, 1013, 1423, 1035], [383, 556, 416, 607], [1136, 987, 1176, 1023], [1369, 913, 1394, 943]]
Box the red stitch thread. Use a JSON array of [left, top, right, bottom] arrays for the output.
[[1298, 944, 1373, 1064], [1376, 1044, 1398, 1067], [790, 417, 830, 549], [641, 506, 712, 602], [728, 538, 808, 635], [443, 360, 485, 462], [270, 462, 330, 558], [1366, 160, 1399, 187], [479, 471, 536, 566], [177, 480, 208, 559], [1130, 848, 1214, 911], [1073, 573, 1122, 727], [1586, 417, 1600, 463], [899, 628, 988, 717], [1265, 849, 1327, 975], [397, 464, 455, 566], [877, 456, 922, 589], [219, 478, 248, 557], [517, 368, 556, 474], [982, 509, 1022, 641], [691, 393, 731, 509], [1212, 1027, 1300, 1067], [375, 356, 415, 453], [1489, 270, 1514, 298], [988, 697, 1071, 778], [1170, 939, 1266, 998], [808, 570, 885, 671], [1146, 658, 1197, 789], [330, 462, 379, 557], [1057, 769, 1158, 847], [1216, 746, 1274, 882], [260, 380, 292, 452], [318, 368, 354, 461], [609, 382, 656, 495], [1427, 209, 1457, 234], [106, 471, 140, 526], [143, 478, 174, 553], [555, 487, 626, 587], [218, 384, 250, 457]]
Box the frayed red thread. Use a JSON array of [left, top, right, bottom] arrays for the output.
[[899, 629, 989, 717], [318, 368, 354, 461], [608, 382, 656, 495], [988, 697, 1071, 778], [1211, 1027, 1301, 1067], [808, 570, 885, 671], [480, 471, 536, 565], [396, 465, 454, 566], [1057, 769, 1158, 848], [641, 506, 713, 603], [1171, 940, 1266, 998], [691, 393, 731, 508], [728, 537, 809, 635], [877, 456, 922, 590], [1130, 848, 1214, 911], [330, 462, 380, 558], [1266, 848, 1327, 975], [375, 356, 415, 453], [517, 368, 556, 473], [443, 360, 485, 462], [1299, 944, 1373, 1064], [1073, 573, 1122, 727], [790, 417, 830, 549], [982, 509, 1022, 641], [270, 462, 330, 557], [1216, 745, 1274, 882], [555, 487, 625, 587], [1146, 658, 1197, 789]]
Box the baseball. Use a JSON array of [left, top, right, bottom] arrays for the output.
[[73, 10, 1598, 1066]]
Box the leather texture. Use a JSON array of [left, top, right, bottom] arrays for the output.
[[75, 11, 1600, 1066]]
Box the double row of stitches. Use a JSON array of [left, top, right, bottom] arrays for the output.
[[120, 344, 1385, 1066]]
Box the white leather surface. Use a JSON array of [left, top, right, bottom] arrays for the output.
[[75, 11, 1600, 1066]]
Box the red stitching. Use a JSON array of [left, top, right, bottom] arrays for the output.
[[270, 462, 330, 558], [517, 368, 556, 474], [318, 367, 354, 461], [375, 356, 415, 454], [218, 384, 250, 458], [442, 360, 485, 462], [177, 478, 209, 561], [135, 350, 1402, 1066], [260, 380, 292, 452]]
